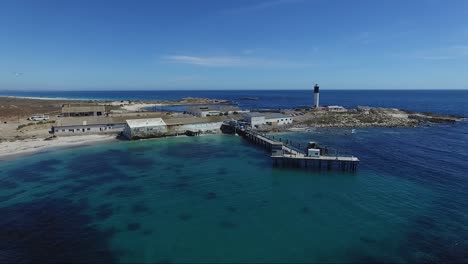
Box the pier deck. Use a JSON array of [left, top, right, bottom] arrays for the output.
[[235, 126, 359, 172]]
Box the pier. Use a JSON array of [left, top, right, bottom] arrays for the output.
[[229, 125, 359, 172]]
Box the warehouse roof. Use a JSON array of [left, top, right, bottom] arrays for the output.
[[55, 117, 125, 127], [126, 118, 166, 128], [164, 116, 226, 125], [243, 112, 266, 118], [264, 113, 292, 119]]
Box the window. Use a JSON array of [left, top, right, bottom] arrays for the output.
[[69, 129, 74, 132], [87, 128, 91, 131]]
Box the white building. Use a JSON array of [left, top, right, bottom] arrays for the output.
[[243, 113, 266, 127], [244, 112, 293, 127], [308, 148, 321, 157], [52, 117, 126, 136], [326, 105, 347, 112], [123, 118, 167, 140], [264, 113, 294, 125], [187, 105, 241, 117], [165, 118, 223, 134]]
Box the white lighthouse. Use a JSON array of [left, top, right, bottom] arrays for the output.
[[313, 83, 320, 109]]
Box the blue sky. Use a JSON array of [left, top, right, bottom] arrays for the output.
[[1, 0, 468, 90]]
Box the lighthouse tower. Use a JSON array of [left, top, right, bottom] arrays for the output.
[[313, 83, 320, 109]]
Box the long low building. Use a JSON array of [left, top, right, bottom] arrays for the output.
[[61, 104, 107, 117], [123, 117, 225, 140], [187, 105, 242, 117], [52, 117, 126, 136], [165, 117, 224, 134], [243, 112, 294, 127], [53, 115, 226, 140]]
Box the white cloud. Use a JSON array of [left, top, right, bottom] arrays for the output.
[[164, 55, 312, 68]]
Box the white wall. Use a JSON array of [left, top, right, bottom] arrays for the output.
[[124, 124, 168, 139], [170, 122, 223, 133], [265, 117, 293, 125], [53, 124, 125, 136], [249, 116, 265, 126]]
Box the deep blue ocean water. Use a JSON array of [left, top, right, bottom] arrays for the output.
[[0, 90, 467, 263]]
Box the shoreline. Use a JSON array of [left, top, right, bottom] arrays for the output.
[[0, 135, 118, 161], [0, 95, 85, 101]]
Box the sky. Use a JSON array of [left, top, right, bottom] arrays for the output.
[[1, 0, 468, 90]]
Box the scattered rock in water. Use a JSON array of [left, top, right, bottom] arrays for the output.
[[0, 198, 117, 263], [0, 190, 26, 202], [359, 236, 378, 245], [127, 223, 141, 231], [0, 179, 18, 189], [142, 230, 153, 236], [178, 213, 192, 221], [106, 185, 143, 198], [226, 206, 237, 213], [219, 221, 237, 229], [96, 203, 116, 220], [204, 192, 217, 200], [131, 203, 151, 215], [217, 168, 228, 175], [156, 258, 173, 264], [300, 206, 311, 214]]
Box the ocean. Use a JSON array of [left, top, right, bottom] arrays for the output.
[[0, 90, 467, 263]]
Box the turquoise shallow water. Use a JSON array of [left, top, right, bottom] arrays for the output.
[[2, 126, 467, 262]]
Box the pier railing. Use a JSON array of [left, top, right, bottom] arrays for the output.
[[227, 124, 359, 172]]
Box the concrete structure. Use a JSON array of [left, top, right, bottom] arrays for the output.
[[236, 128, 359, 172], [123, 118, 167, 139], [187, 105, 241, 117], [243, 112, 266, 127], [165, 117, 223, 134], [264, 113, 294, 126], [326, 105, 347, 112], [307, 148, 321, 157], [52, 117, 125, 136], [314, 84, 320, 109], [61, 104, 106, 117], [244, 112, 293, 127]]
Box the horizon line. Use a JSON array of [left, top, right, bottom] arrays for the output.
[[1, 88, 468, 92]]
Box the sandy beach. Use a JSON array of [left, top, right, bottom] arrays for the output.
[[121, 103, 163, 112], [0, 135, 117, 160], [0, 95, 78, 101]]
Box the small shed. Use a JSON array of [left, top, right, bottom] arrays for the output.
[[123, 118, 167, 140], [308, 148, 321, 157]]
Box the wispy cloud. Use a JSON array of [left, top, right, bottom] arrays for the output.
[[164, 55, 311, 68], [404, 45, 468, 61], [165, 55, 244, 67], [415, 56, 452, 60], [356, 31, 372, 45]]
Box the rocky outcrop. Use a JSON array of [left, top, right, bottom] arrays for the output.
[[287, 107, 464, 129]]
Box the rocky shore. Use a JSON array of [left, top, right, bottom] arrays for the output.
[[265, 106, 464, 132]]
